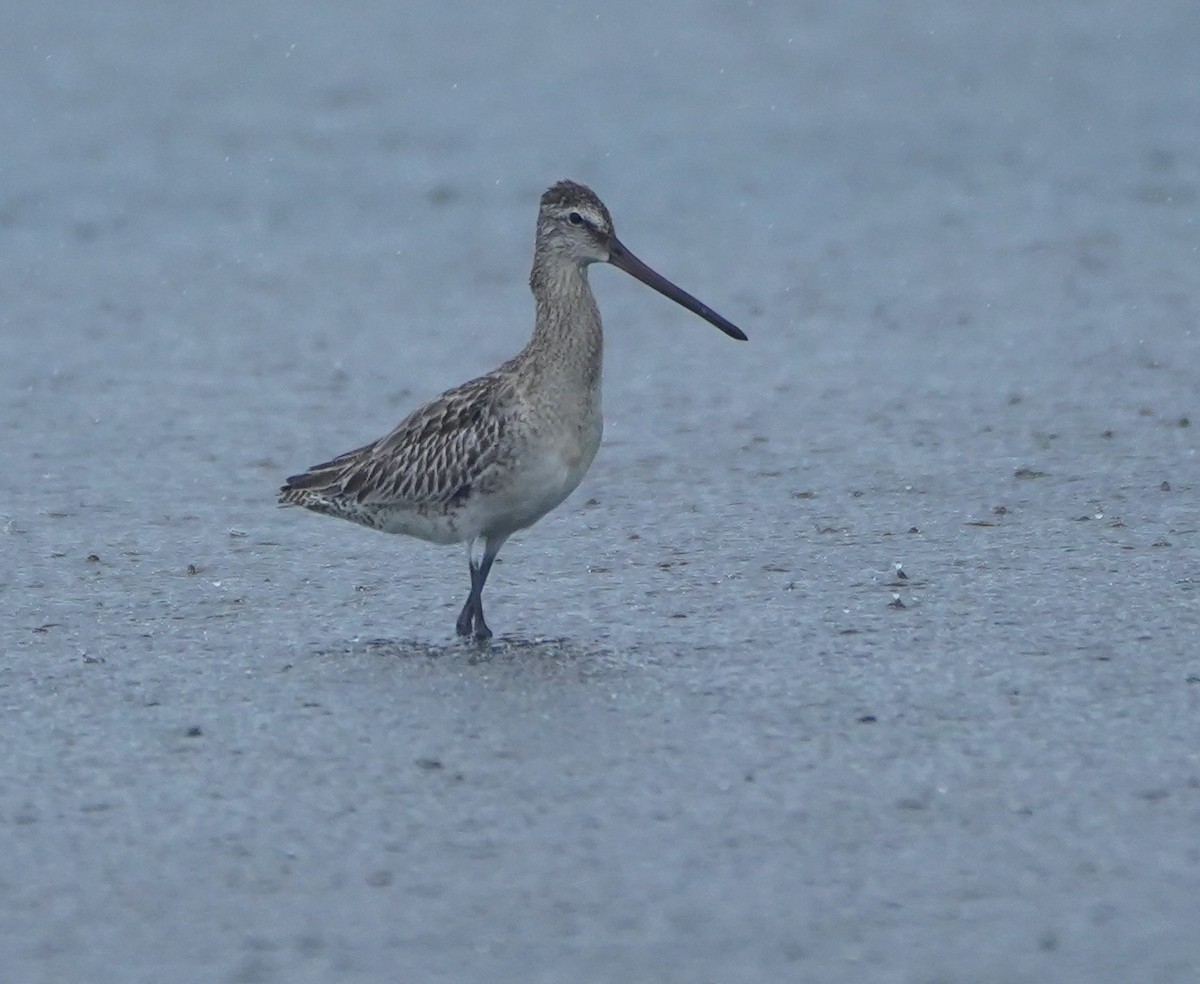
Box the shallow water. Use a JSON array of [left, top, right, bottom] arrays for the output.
[[2, 2, 1199, 982]]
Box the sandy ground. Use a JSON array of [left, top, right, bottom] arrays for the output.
[[2, 2, 1198, 982]]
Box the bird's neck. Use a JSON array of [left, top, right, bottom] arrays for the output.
[[523, 260, 604, 390]]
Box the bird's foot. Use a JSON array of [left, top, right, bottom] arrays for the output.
[[455, 591, 493, 642]]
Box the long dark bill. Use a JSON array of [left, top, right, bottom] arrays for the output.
[[607, 237, 747, 341]]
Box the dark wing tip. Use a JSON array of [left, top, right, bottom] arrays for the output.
[[277, 479, 307, 505], [280, 472, 317, 494], [278, 466, 342, 506]]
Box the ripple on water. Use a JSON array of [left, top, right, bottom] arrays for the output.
[[311, 634, 633, 682]]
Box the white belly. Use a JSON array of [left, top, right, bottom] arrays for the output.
[[375, 410, 602, 545], [476, 411, 603, 536]]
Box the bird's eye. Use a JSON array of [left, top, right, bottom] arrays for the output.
[[568, 211, 584, 226]]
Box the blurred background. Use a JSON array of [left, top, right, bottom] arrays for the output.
[[2, 3, 1197, 982]]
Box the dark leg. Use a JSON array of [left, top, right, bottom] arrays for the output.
[[468, 549, 497, 641], [455, 592, 477, 637], [456, 536, 505, 641]]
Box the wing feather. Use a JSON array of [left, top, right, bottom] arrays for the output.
[[279, 372, 512, 509]]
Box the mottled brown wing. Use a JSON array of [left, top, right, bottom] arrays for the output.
[[280, 373, 511, 507]]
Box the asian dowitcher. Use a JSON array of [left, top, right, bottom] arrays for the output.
[[279, 179, 745, 640]]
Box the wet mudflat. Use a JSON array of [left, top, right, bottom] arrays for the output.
[[2, 2, 1198, 982]]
